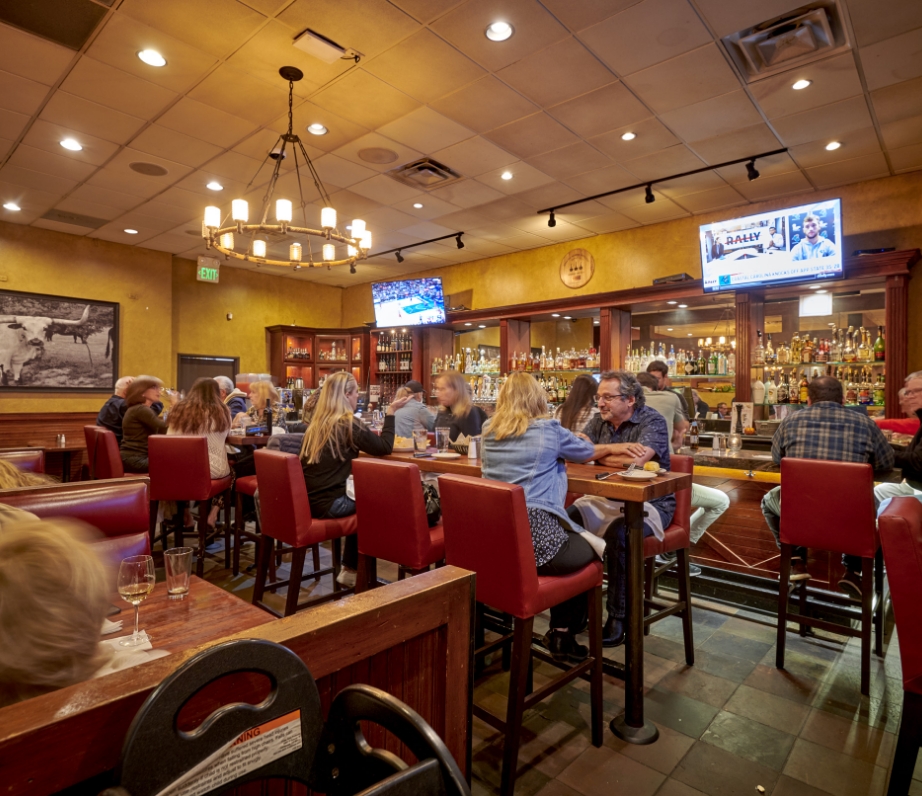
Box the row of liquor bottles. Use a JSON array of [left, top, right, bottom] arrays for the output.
[[752, 366, 885, 406], [459, 373, 577, 404], [626, 344, 737, 377], [286, 346, 312, 360], [752, 326, 885, 366], [509, 346, 601, 373], [376, 373, 413, 404], [375, 353, 413, 371], [375, 331, 413, 352], [432, 350, 502, 374]]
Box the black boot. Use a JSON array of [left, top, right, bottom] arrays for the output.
[[602, 614, 625, 648], [544, 630, 589, 662]]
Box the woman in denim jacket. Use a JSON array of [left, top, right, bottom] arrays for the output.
[[481, 372, 634, 661]]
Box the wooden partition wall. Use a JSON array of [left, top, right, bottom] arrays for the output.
[[0, 567, 474, 795]]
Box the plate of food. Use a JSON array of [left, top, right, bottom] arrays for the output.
[[617, 470, 659, 481], [432, 451, 462, 460], [392, 436, 415, 452]]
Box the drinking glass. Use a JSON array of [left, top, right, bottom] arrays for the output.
[[164, 547, 193, 600], [435, 428, 450, 451], [413, 429, 429, 452], [117, 555, 155, 647]]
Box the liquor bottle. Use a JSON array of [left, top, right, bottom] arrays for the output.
[[857, 328, 871, 362], [765, 334, 776, 365], [684, 351, 694, 376], [791, 332, 802, 364], [263, 399, 273, 434], [777, 372, 789, 404], [718, 351, 728, 376], [843, 326, 857, 363], [689, 419, 699, 452], [874, 326, 885, 362], [752, 373, 766, 405], [801, 336, 814, 364], [709, 349, 718, 376], [873, 373, 885, 405], [816, 337, 828, 364], [557, 378, 566, 403], [698, 350, 707, 375], [667, 346, 676, 377], [727, 347, 736, 375], [798, 370, 809, 404], [776, 340, 790, 366], [766, 372, 778, 404], [752, 330, 765, 366]]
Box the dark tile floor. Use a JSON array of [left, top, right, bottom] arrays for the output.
[[198, 534, 910, 796]]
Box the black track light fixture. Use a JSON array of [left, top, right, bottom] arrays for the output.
[[456, 233, 464, 249], [644, 184, 655, 204], [548, 210, 557, 228], [395, 250, 404, 263], [746, 159, 760, 181], [349, 263, 356, 274]]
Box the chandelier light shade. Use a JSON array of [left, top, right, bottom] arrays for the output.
[[202, 66, 370, 270]]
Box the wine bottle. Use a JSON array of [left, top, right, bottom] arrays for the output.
[[874, 326, 885, 362]]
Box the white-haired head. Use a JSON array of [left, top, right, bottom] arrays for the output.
[[214, 376, 235, 397], [114, 376, 134, 397]]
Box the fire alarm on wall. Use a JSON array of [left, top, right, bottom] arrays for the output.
[[226, 313, 233, 321]]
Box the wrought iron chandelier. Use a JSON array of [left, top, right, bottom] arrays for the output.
[[201, 66, 370, 273]]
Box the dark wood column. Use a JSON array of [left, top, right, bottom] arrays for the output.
[[500, 319, 530, 374], [885, 274, 910, 417], [735, 290, 764, 403], [599, 308, 632, 371], [421, 328, 454, 397]]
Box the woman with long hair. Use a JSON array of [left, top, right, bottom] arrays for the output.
[[555, 374, 599, 433], [120, 377, 178, 473], [299, 372, 409, 586], [481, 372, 624, 662], [0, 460, 57, 489], [241, 380, 281, 428], [433, 370, 488, 442], [167, 378, 231, 478]]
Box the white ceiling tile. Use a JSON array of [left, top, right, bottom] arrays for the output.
[[693, 0, 804, 40], [312, 154, 379, 189], [616, 193, 690, 224], [484, 113, 581, 159], [473, 195, 537, 221], [673, 185, 747, 214], [332, 132, 423, 173], [431, 75, 538, 134], [121, 198, 196, 223], [20, 118, 121, 167], [465, 221, 529, 240], [432, 207, 492, 230], [350, 173, 423, 204], [67, 183, 146, 212], [428, 178, 506, 208], [311, 69, 421, 130], [621, 144, 705, 182], [106, 147, 194, 186], [870, 76, 922, 126], [158, 97, 259, 148], [85, 168, 171, 200], [525, 143, 613, 180], [714, 151, 799, 184], [579, 0, 712, 76], [0, 164, 78, 195], [547, 82, 651, 138], [233, 128, 322, 165], [538, 0, 641, 32], [89, 214, 177, 243], [0, 70, 49, 116], [156, 185, 221, 215], [0, 137, 11, 161], [198, 150, 268, 184], [388, 193, 461, 220], [131, 124, 225, 168], [804, 152, 890, 189], [889, 143, 922, 173], [377, 107, 474, 154], [689, 124, 782, 165], [279, 101, 370, 154], [788, 127, 883, 170], [0, 180, 61, 216], [39, 91, 147, 145], [475, 162, 555, 195], [511, 182, 586, 211], [187, 63, 293, 127], [880, 115, 922, 151], [362, 205, 423, 231], [589, 116, 681, 161], [6, 143, 97, 183], [61, 57, 179, 120], [658, 90, 763, 141], [31, 219, 93, 236], [431, 136, 518, 177], [500, 232, 556, 249], [0, 107, 30, 141], [655, 171, 730, 198], [749, 52, 864, 120], [564, 163, 637, 195], [575, 210, 640, 233], [388, 0, 464, 24], [397, 220, 456, 239], [0, 22, 74, 86], [848, 0, 922, 48], [860, 28, 922, 91], [52, 196, 125, 222], [771, 95, 874, 148], [323, 189, 383, 219]]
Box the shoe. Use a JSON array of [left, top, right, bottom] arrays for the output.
[[336, 568, 356, 588], [602, 615, 625, 648], [688, 563, 702, 577], [544, 630, 589, 662], [790, 559, 811, 581], [837, 571, 862, 599], [655, 553, 677, 567]]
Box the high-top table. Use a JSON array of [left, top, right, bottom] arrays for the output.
[[379, 449, 692, 745]]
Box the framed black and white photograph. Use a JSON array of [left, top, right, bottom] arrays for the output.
[[0, 289, 119, 392]]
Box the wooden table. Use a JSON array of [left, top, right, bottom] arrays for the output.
[[227, 435, 273, 447], [380, 450, 691, 745], [38, 442, 86, 482]]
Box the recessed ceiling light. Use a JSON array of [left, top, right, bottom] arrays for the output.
[[124, 229, 138, 234], [137, 49, 166, 67], [809, 284, 822, 289], [3, 201, 20, 211], [485, 21, 513, 42], [687, 333, 693, 337], [478, 324, 486, 328], [621, 132, 636, 141], [500, 171, 513, 180], [667, 300, 677, 305], [825, 141, 842, 151], [563, 316, 572, 319], [413, 202, 423, 208], [792, 79, 812, 90], [551, 313, 560, 317], [667, 328, 674, 331], [206, 181, 223, 191], [307, 123, 328, 136], [464, 322, 472, 326], [815, 289, 828, 294], [678, 304, 688, 308], [60, 138, 82, 151]]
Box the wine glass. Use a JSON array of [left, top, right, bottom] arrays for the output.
[[117, 555, 155, 647]]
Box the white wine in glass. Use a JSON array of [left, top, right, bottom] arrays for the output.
[[117, 555, 155, 647]]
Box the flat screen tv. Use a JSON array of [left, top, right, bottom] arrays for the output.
[[700, 198, 842, 293], [371, 277, 446, 327]]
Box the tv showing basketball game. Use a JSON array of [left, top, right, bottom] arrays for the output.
[[700, 198, 843, 293], [371, 277, 447, 327]]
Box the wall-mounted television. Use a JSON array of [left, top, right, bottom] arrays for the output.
[[371, 277, 446, 327], [700, 198, 843, 293]]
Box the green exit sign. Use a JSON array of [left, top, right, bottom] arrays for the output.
[[196, 256, 220, 283]]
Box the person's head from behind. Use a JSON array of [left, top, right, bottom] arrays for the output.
[[434, 371, 472, 418], [300, 372, 358, 464], [403, 380, 425, 402], [646, 360, 669, 390], [214, 375, 234, 400], [807, 376, 844, 405], [0, 518, 109, 707], [125, 377, 162, 407], [114, 376, 134, 398], [558, 374, 598, 432], [635, 371, 657, 390], [487, 372, 548, 440], [248, 380, 279, 410], [168, 377, 230, 434], [0, 460, 57, 489], [597, 370, 644, 426]]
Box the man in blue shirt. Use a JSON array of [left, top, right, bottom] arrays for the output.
[[762, 376, 894, 595], [96, 375, 134, 443], [791, 215, 837, 260], [571, 370, 673, 647]]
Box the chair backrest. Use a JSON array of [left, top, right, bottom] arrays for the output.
[[0, 448, 45, 474], [254, 449, 316, 547], [83, 426, 99, 478], [353, 458, 431, 567], [438, 473, 538, 619], [95, 427, 126, 479], [148, 436, 212, 501], [670, 454, 694, 534], [780, 458, 878, 557], [91, 532, 152, 565], [878, 497, 922, 695]]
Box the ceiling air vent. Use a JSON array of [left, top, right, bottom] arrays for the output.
[[722, 0, 850, 83], [387, 158, 461, 190], [40, 209, 108, 229]]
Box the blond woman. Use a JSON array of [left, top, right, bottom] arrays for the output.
[[433, 370, 488, 442]]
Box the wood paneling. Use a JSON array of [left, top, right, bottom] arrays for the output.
[[500, 319, 530, 374], [599, 308, 631, 371], [886, 273, 910, 416]]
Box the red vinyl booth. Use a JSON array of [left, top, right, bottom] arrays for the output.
[[0, 448, 45, 474]]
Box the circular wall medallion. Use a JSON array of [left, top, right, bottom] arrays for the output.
[[358, 147, 399, 164], [129, 162, 168, 177], [559, 248, 595, 289]]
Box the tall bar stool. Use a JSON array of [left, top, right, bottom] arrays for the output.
[[878, 497, 922, 795], [83, 426, 99, 478], [776, 458, 884, 696], [352, 458, 445, 592], [232, 475, 259, 575], [253, 449, 355, 617], [439, 473, 604, 796], [148, 436, 233, 576], [643, 454, 695, 664]]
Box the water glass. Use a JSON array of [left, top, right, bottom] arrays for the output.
[[413, 429, 429, 452], [164, 547, 193, 600], [435, 428, 450, 451]]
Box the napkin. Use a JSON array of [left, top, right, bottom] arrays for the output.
[[102, 618, 123, 635]]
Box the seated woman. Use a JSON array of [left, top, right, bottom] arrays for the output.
[[166, 378, 231, 479], [480, 372, 623, 661], [235, 380, 281, 429], [555, 373, 599, 433], [299, 372, 409, 587], [433, 370, 488, 442], [120, 377, 177, 473]]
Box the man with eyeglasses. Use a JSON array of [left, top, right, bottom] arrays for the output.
[[569, 370, 673, 647], [875, 372, 922, 510]]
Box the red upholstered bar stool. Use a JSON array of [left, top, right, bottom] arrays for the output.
[[352, 458, 445, 592], [253, 449, 356, 617], [643, 454, 695, 664], [439, 474, 604, 796], [148, 436, 232, 577], [0, 448, 45, 474], [232, 475, 259, 575], [776, 458, 884, 696], [83, 426, 100, 478], [878, 497, 922, 795]]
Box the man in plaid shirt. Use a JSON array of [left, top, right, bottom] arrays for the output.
[[762, 376, 894, 596]]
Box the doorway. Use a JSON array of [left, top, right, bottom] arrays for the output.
[[176, 355, 240, 393]]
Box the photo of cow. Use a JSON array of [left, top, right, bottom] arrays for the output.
[[0, 290, 118, 391]]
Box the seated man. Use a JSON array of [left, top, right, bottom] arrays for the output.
[[716, 402, 731, 419], [96, 376, 134, 443], [215, 376, 248, 422], [875, 372, 922, 507], [761, 376, 894, 596], [570, 370, 673, 647], [874, 386, 921, 436]]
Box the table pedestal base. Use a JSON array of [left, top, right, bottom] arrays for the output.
[[610, 714, 659, 745]]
